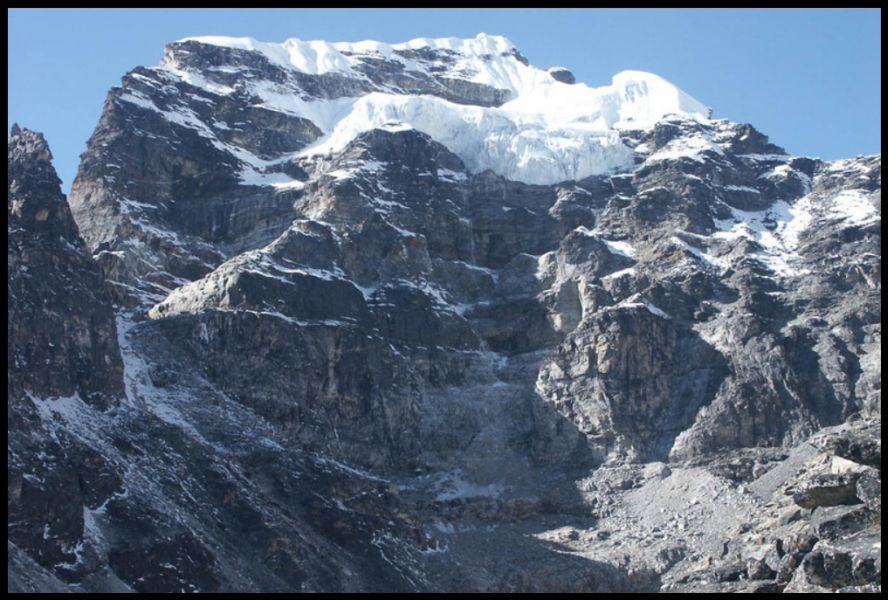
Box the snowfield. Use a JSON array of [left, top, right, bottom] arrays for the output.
[[159, 33, 711, 185]]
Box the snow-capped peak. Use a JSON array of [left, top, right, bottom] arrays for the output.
[[176, 32, 519, 77], [158, 34, 711, 185], [611, 70, 711, 127]]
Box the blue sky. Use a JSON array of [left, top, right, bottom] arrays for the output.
[[8, 8, 881, 191]]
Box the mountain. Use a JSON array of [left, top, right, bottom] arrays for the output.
[[8, 34, 881, 592], [8, 125, 125, 589]]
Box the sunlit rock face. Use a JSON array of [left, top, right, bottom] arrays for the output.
[[9, 33, 881, 592]]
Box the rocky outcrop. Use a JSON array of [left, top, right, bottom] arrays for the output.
[[7, 125, 126, 578], [538, 303, 677, 462], [8, 125, 124, 410], [110, 114, 878, 470], [687, 420, 882, 593], [162, 38, 514, 108], [548, 67, 576, 84], [10, 34, 881, 592]]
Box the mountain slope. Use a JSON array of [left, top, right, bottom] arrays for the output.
[[9, 34, 882, 592], [8, 125, 125, 585]]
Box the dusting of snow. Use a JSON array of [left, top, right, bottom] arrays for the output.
[[647, 131, 725, 164], [119, 89, 306, 191], [118, 92, 159, 111], [723, 184, 759, 193], [28, 392, 104, 448], [437, 168, 468, 182], [433, 471, 506, 501], [314, 455, 388, 483], [148, 244, 360, 319], [239, 169, 305, 190], [602, 266, 636, 281], [159, 65, 236, 96], [116, 317, 209, 441], [433, 520, 485, 535], [326, 159, 386, 181], [712, 200, 810, 276], [573, 227, 638, 259], [741, 153, 790, 162], [601, 238, 637, 259], [710, 186, 877, 277], [829, 189, 880, 228], [642, 302, 670, 319], [617, 293, 671, 319], [758, 163, 813, 194], [671, 235, 729, 271]]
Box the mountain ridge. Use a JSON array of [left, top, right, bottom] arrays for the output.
[[7, 34, 881, 592]]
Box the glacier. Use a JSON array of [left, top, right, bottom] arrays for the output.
[[159, 33, 712, 185]]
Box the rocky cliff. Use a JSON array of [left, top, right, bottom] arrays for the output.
[[8, 125, 125, 585], [8, 34, 881, 592]]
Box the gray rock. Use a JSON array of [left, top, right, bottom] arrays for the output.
[[7, 126, 126, 576], [713, 561, 747, 582], [817, 422, 882, 468], [746, 555, 777, 580], [793, 533, 882, 590], [776, 552, 804, 585], [811, 504, 873, 539], [8, 34, 882, 593], [548, 67, 576, 84], [856, 469, 882, 514], [8, 126, 125, 409], [793, 472, 862, 509]]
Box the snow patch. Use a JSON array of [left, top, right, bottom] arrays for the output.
[[573, 227, 638, 259], [829, 189, 880, 227], [602, 266, 636, 281], [648, 132, 724, 164], [712, 199, 811, 276], [434, 472, 506, 501], [671, 235, 729, 271], [239, 169, 305, 190], [617, 293, 671, 319], [601, 238, 637, 259], [314, 455, 388, 483], [116, 317, 209, 441], [723, 184, 759, 193]]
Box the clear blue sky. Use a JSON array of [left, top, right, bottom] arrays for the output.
[[8, 8, 881, 192]]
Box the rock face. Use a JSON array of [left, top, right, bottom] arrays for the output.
[[7, 126, 125, 578], [8, 125, 125, 410], [8, 34, 882, 592], [548, 67, 576, 84], [702, 421, 882, 593]]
